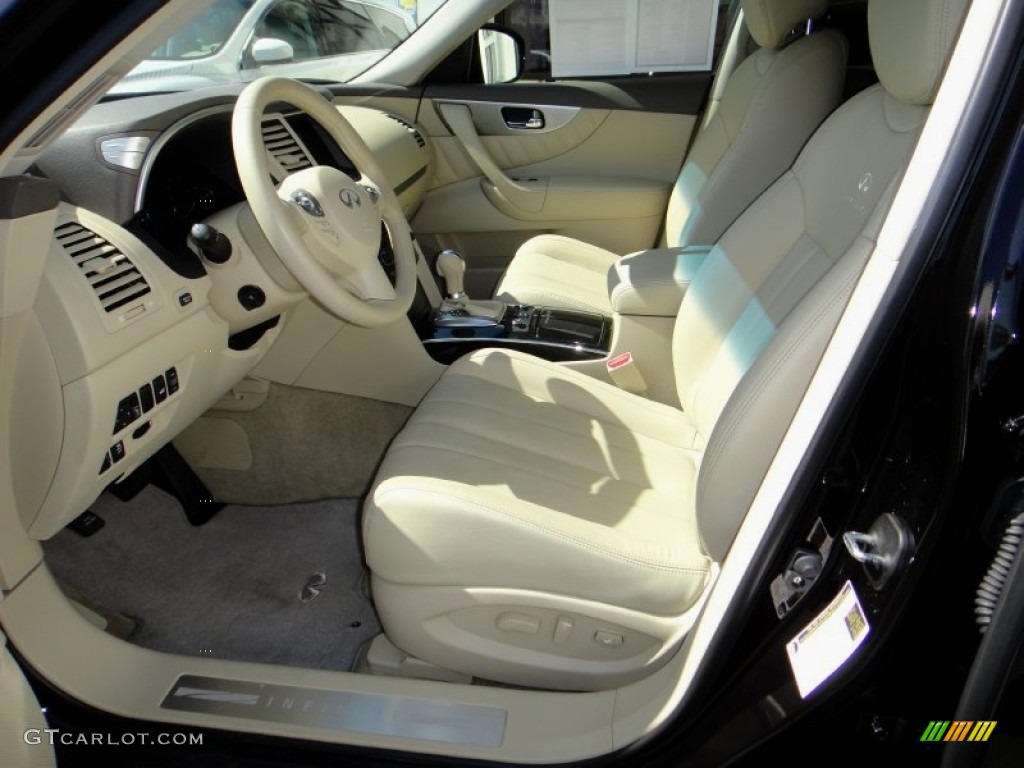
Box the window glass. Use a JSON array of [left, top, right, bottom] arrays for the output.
[[316, 0, 388, 55], [111, 0, 445, 96], [366, 6, 413, 47], [257, 0, 322, 61], [147, 0, 254, 60], [500, 0, 734, 81]]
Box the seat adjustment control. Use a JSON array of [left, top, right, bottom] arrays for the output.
[[496, 612, 540, 634], [594, 630, 624, 648]]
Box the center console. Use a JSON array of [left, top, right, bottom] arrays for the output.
[[421, 303, 611, 365]]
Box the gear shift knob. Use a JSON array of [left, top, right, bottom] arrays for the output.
[[436, 249, 467, 300]]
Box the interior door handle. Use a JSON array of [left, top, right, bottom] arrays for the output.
[[502, 107, 545, 130], [438, 102, 545, 213]]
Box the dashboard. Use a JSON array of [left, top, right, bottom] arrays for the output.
[[18, 84, 432, 539]]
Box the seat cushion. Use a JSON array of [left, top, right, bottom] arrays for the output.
[[363, 348, 713, 616], [493, 234, 618, 314]]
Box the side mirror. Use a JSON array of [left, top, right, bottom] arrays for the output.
[[478, 24, 524, 84], [250, 37, 294, 65]]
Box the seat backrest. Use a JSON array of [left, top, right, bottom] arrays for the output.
[[662, 0, 847, 249], [674, 0, 970, 559]]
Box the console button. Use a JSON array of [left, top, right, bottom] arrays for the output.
[[114, 393, 142, 433], [165, 367, 179, 395], [139, 383, 154, 413], [132, 422, 151, 440], [99, 453, 111, 474], [110, 441, 126, 463], [152, 375, 167, 403]]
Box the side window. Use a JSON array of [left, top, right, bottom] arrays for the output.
[[253, 0, 322, 62], [498, 0, 734, 82], [502, 0, 550, 80], [316, 0, 388, 55]]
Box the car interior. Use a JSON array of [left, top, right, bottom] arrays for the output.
[[0, 0, 986, 762]]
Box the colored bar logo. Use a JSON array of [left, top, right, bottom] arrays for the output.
[[920, 721, 997, 742]]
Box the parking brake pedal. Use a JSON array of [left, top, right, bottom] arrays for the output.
[[67, 510, 105, 537]]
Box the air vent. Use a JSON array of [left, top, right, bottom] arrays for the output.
[[55, 222, 151, 313], [261, 117, 314, 173], [386, 114, 426, 149]]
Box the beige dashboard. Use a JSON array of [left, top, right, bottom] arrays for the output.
[[14, 100, 433, 540]]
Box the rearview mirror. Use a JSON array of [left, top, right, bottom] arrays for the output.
[[250, 37, 294, 65], [478, 25, 524, 84]]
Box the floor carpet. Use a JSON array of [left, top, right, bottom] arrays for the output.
[[42, 486, 380, 672]]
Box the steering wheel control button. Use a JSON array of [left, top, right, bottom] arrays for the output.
[[290, 188, 325, 217], [165, 367, 180, 395], [238, 284, 267, 311], [189, 222, 232, 264], [359, 184, 379, 204], [593, 630, 624, 648], [114, 393, 142, 433], [496, 612, 540, 635], [110, 441, 126, 463], [153, 375, 168, 403]]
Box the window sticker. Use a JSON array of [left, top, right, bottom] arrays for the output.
[[550, 0, 718, 77]]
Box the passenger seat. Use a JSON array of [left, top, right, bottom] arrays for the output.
[[494, 0, 849, 314]]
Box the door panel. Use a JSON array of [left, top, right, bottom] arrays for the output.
[[413, 74, 711, 298]]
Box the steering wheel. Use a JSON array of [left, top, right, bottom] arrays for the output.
[[231, 77, 416, 327]]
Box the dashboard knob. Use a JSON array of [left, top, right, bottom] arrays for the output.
[[190, 222, 232, 264], [237, 284, 266, 311]]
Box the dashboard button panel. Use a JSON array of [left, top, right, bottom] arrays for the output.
[[153, 375, 168, 403]]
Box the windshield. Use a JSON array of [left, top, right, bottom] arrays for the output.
[[112, 0, 447, 95], [147, 0, 254, 60]]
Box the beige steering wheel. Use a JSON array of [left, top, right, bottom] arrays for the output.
[[232, 77, 416, 327]]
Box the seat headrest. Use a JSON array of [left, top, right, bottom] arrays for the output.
[[742, 0, 830, 49], [869, 0, 970, 105]]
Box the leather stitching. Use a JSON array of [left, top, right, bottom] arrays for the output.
[[372, 486, 711, 576]]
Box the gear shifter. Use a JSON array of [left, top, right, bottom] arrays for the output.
[[436, 249, 467, 300], [433, 248, 506, 328]]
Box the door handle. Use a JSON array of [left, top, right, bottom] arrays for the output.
[[501, 106, 545, 130], [438, 102, 545, 213]]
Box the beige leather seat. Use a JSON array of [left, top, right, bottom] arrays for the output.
[[364, 0, 968, 691], [494, 0, 849, 314]]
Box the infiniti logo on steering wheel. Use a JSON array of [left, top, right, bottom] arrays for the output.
[[339, 188, 361, 209]]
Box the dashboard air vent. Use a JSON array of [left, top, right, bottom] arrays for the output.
[[55, 222, 151, 313], [261, 117, 314, 173], [386, 114, 426, 149]]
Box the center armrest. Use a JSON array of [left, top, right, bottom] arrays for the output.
[[608, 245, 712, 316]]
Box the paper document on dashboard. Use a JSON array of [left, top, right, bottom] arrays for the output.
[[550, 0, 718, 77]]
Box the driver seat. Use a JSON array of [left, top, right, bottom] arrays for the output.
[[362, 0, 968, 691]]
